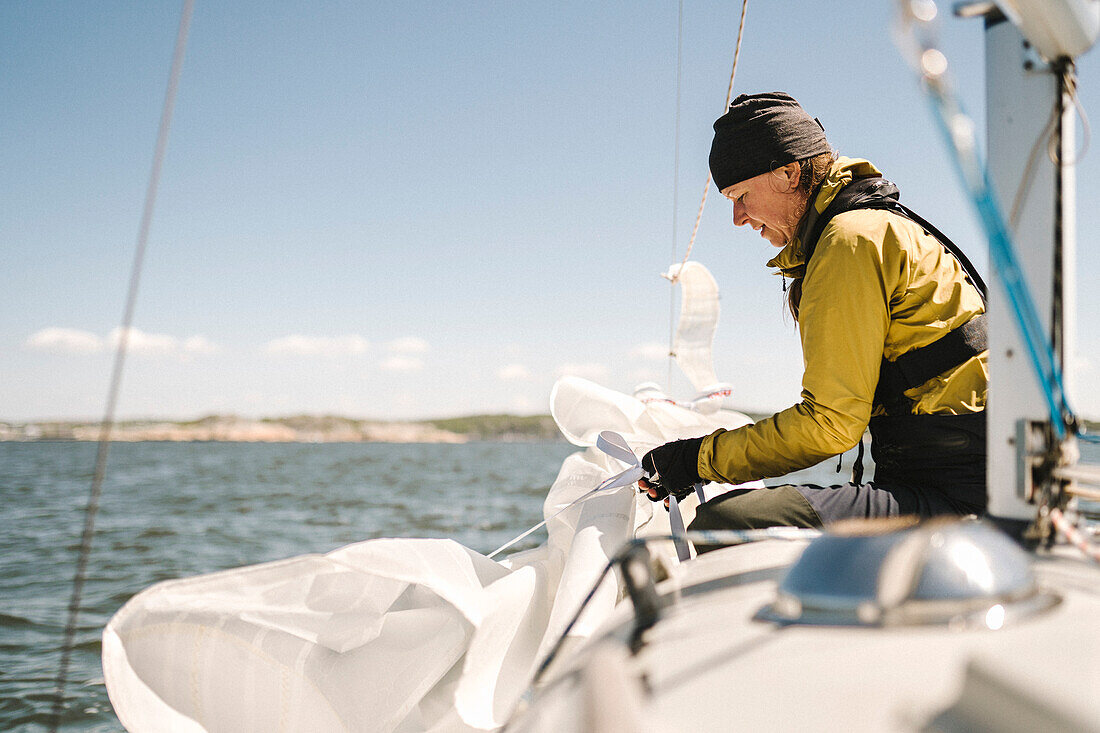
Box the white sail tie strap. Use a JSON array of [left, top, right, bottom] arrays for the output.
[[602, 430, 695, 562], [667, 495, 692, 562], [595, 430, 641, 466], [487, 431, 644, 559]]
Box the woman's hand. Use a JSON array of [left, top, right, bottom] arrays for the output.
[[638, 437, 704, 502]]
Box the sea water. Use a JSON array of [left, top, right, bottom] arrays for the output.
[[1, 440, 576, 732], [2, 439, 1096, 732]]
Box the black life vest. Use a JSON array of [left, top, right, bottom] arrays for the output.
[[805, 176, 987, 509]]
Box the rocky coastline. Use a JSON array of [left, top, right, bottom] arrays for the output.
[[0, 414, 563, 444]]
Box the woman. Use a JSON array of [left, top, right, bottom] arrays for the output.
[[640, 92, 988, 530]]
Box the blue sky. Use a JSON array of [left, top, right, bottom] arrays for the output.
[[3, 1, 1100, 421]]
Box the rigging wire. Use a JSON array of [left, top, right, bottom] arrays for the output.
[[671, 0, 748, 280], [47, 1, 195, 729], [665, 0, 748, 386], [1008, 91, 1060, 231], [1008, 67, 1091, 232], [668, 0, 684, 391]]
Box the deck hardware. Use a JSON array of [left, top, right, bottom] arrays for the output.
[[620, 544, 661, 654], [757, 519, 1060, 628]]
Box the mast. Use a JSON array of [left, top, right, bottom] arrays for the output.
[[979, 0, 1097, 522], [983, 14, 1068, 520]]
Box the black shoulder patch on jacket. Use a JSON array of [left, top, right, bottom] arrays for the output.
[[805, 176, 987, 300]]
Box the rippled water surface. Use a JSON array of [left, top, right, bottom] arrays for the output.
[[1, 440, 575, 732]]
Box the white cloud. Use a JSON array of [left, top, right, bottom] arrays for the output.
[[108, 327, 177, 355], [629, 342, 670, 361], [385, 336, 430, 354], [182, 335, 220, 354], [381, 355, 424, 372], [266, 334, 369, 357], [497, 363, 531, 381], [27, 326, 221, 358], [25, 327, 103, 354], [555, 362, 610, 383]]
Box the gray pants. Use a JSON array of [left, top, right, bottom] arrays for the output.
[[689, 480, 973, 533]]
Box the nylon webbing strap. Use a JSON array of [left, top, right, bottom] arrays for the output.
[[889, 201, 988, 301], [804, 177, 897, 259], [876, 313, 988, 411]]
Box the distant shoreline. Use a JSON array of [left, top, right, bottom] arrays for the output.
[[0, 414, 565, 444], [9, 410, 1045, 445]]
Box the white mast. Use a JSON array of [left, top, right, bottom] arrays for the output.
[[981, 0, 1098, 521], [984, 15, 1068, 519]]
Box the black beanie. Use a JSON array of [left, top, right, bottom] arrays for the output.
[[709, 92, 831, 191]]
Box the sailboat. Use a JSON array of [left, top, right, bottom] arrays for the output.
[[102, 1, 1100, 731]]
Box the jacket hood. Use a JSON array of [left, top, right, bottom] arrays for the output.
[[765, 157, 882, 277]]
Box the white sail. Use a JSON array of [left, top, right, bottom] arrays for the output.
[[103, 262, 762, 731]]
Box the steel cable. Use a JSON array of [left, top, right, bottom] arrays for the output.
[[47, 1, 195, 729]]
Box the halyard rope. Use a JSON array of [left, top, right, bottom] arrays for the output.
[[666, 0, 748, 286], [48, 1, 194, 729]]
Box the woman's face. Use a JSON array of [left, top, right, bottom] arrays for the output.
[[720, 163, 805, 247]]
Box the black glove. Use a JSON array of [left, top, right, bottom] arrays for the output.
[[640, 437, 704, 502]]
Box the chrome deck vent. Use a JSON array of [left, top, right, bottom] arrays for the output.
[[757, 519, 1060, 628]]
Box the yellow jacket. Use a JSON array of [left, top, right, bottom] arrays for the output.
[[699, 158, 988, 484]]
